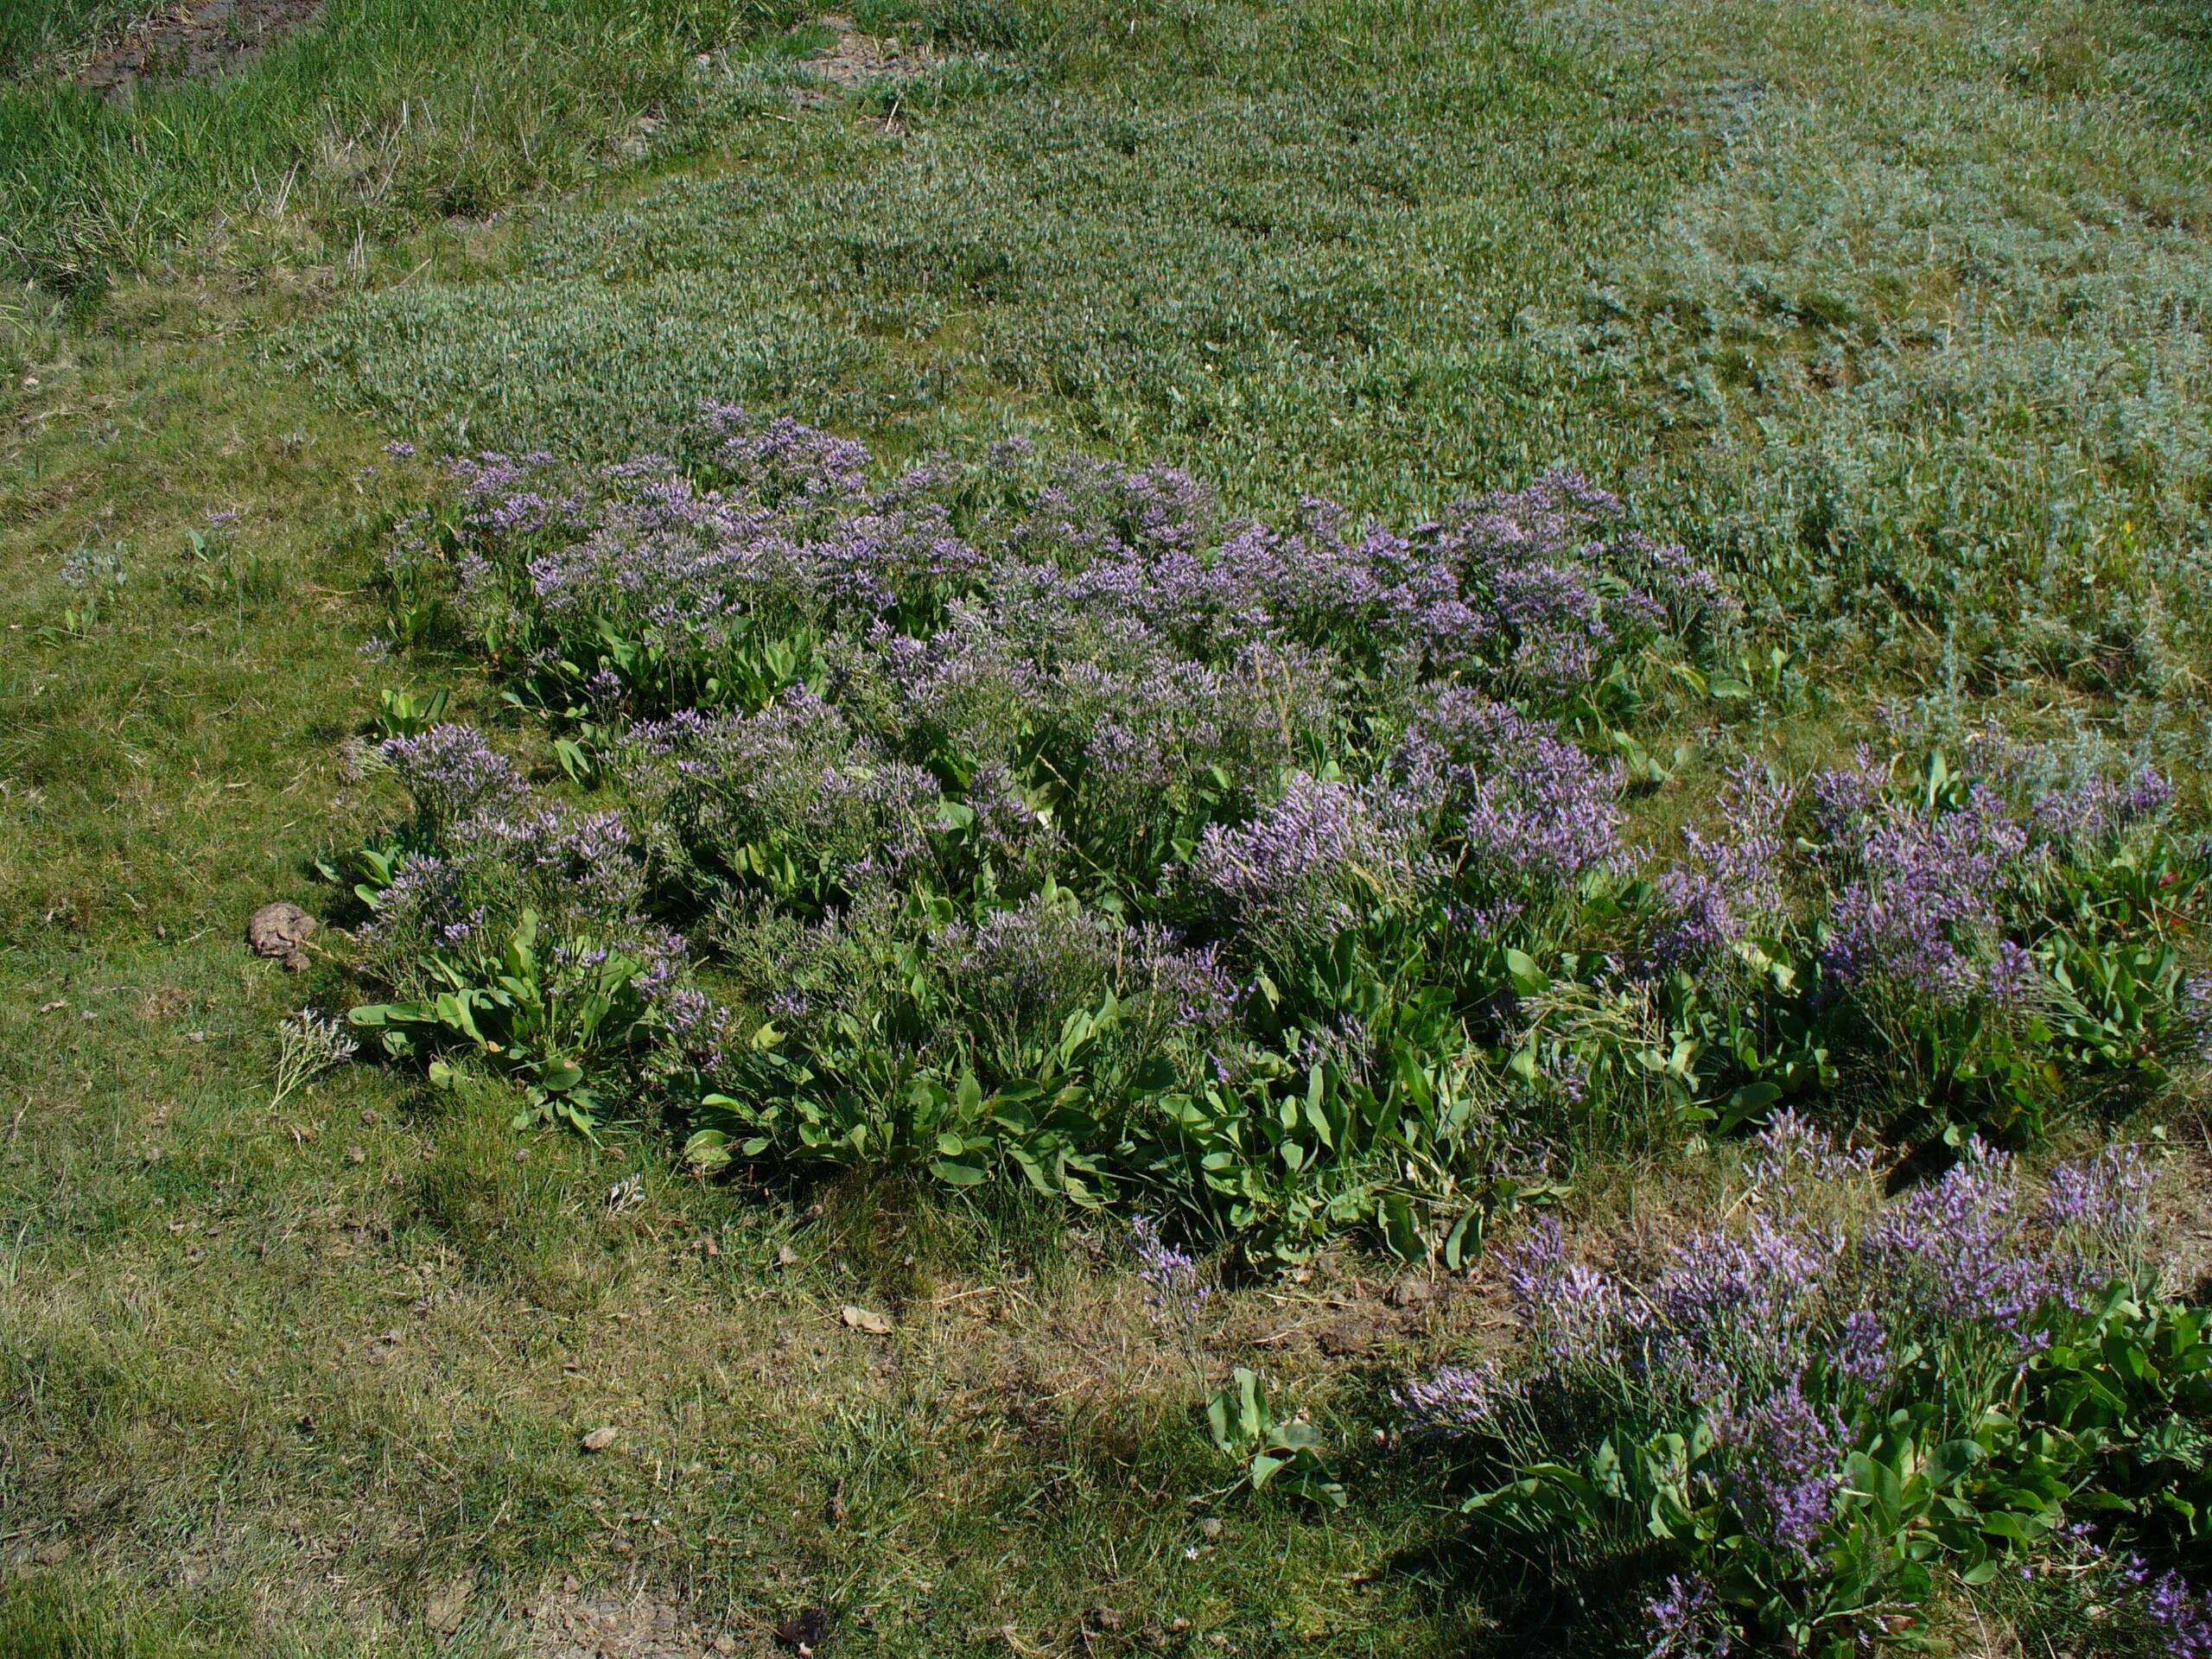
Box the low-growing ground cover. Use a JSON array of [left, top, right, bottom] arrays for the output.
[[3, 0, 2212, 1653]]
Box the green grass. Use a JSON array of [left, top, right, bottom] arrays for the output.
[[0, 0, 815, 296], [2, 0, 2209, 1651], [0, 0, 148, 73]]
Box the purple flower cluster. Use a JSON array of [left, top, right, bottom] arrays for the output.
[[380, 723, 529, 829], [1638, 1213, 1833, 1398], [1389, 692, 1629, 895], [1653, 761, 1794, 967], [1128, 1214, 1210, 1325], [699, 402, 870, 505], [452, 805, 646, 916], [1189, 773, 1399, 927], [1718, 1376, 1845, 1561], [1391, 1360, 1518, 1437], [2031, 765, 2175, 843], [451, 413, 1727, 751], [611, 686, 945, 903], [1402, 1119, 2159, 1578], [931, 896, 1124, 1025], [1860, 1142, 2064, 1338], [2142, 1567, 2212, 1658], [1744, 1108, 1878, 1207], [1820, 781, 2032, 1004], [447, 448, 582, 539], [2042, 1142, 2154, 1242], [1641, 1573, 1736, 1659], [1504, 1215, 1621, 1369]]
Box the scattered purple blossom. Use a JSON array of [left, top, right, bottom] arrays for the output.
[[1128, 1215, 1210, 1325]]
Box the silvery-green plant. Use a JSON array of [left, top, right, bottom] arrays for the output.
[[272, 1007, 359, 1109]]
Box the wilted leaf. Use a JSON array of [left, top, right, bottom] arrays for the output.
[[841, 1305, 893, 1335]]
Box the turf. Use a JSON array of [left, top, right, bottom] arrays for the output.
[[2, 0, 2209, 1652]]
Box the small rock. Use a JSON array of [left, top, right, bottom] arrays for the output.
[[246, 900, 315, 971], [580, 1426, 620, 1453], [840, 1305, 893, 1335], [1386, 1276, 1434, 1308]]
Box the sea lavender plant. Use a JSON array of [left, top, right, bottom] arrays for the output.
[[1185, 773, 1411, 968], [1503, 1215, 1622, 1370], [1652, 760, 1795, 968], [1392, 1360, 1519, 1438], [1821, 783, 2032, 1005], [1640, 1573, 1737, 1659], [1859, 1142, 2062, 1341], [1414, 1117, 2193, 1646], [1129, 1213, 1211, 1328], [379, 723, 530, 831], [1388, 691, 1629, 900], [2140, 1567, 2212, 1658]]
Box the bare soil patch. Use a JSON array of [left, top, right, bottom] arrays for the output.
[[791, 13, 934, 105], [79, 0, 322, 94], [512, 1585, 747, 1659]]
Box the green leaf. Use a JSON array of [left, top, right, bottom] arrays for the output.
[[1503, 948, 1549, 996]]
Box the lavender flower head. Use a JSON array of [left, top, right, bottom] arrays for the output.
[[379, 723, 530, 829], [1859, 1141, 2057, 1342], [1188, 772, 1402, 931], [1745, 1109, 1875, 1214], [1388, 693, 1628, 896], [1652, 760, 1795, 967], [2143, 1568, 2212, 1659], [1128, 1215, 1210, 1325], [1821, 783, 2031, 1005], [2042, 1143, 2155, 1247], [1392, 1360, 1516, 1438], [1716, 1377, 1846, 1564], [1641, 1573, 1736, 1659], [1504, 1215, 1620, 1370]]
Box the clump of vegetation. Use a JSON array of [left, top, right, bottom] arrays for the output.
[[1395, 1117, 2208, 1656], [342, 410, 2209, 1272]]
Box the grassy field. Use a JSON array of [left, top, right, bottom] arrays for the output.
[[3, 0, 2211, 1655]]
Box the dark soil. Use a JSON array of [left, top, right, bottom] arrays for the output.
[[79, 0, 323, 93]]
